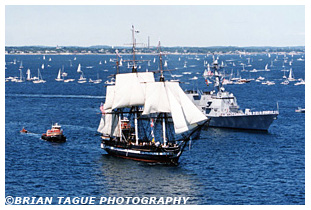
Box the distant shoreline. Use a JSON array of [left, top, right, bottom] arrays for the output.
[[5, 51, 305, 56]]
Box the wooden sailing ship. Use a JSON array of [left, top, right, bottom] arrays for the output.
[[97, 26, 208, 164]]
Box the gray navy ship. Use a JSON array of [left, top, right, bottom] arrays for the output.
[[186, 58, 279, 131]]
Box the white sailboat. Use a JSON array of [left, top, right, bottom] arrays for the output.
[[62, 65, 68, 77], [265, 64, 270, 71], [55, 68, 64, 81], [77, 64, 82, 73], [281, 79, 289, 85], [41, 64, 44, 70], [26, 68, 34, 81], [19, 61, 23, 69], [164, 60, 168, 67], [294, 79, 305, 86], [33, 68, 46, 83], [78, 71, 87, 83], [288, 68, 296, 81], [15, 69, 24, 82]]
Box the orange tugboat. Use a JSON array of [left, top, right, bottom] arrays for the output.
[[41, 123, 66, 143]]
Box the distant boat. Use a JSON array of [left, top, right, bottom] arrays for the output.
[[55, 68, 64, 81], [74, 57, 77, 60], [41, 64, 44, 70], [19, 61, 23, 69], [295, 107, 305, 113], [265, 64, 269, 71], [49, 58, 52, 62], [90, 73, 102, 84], [189, 76, 198, 80], [288, 68, 296, 81], [104, 78, 115, 85], [64, 78, 75, 83], [33, 68, 46, 83], [43, 55, 45, 60], [26, 68, 34, 81], [294, 79, 305, 86], [78, 71, 87, 83], [164, 60, 168, 67], [280, 79, 289, 85], [99, 61, 102, 65], [77, 64, 82, 73], [15, 69, 24, 83]]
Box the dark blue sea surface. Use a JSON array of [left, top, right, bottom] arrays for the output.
[[5, 53, 305, 204]]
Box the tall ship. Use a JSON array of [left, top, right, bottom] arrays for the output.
[[97, 26, 208, 165], [186, 58, 278, 131]]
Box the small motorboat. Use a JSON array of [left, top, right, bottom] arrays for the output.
[[41, 123, 66, 143], [295, 107, 305, 113], [20, 127, 28, 133]]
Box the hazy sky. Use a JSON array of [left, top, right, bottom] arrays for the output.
[[5, 5, 305, 47]]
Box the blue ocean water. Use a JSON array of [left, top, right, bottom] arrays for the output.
[[5, 53, 305, 204]]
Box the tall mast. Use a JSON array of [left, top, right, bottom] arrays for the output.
[[131, 25, 139, 144], [158, 41, 166, 145], [158, 41, 165, 82], [131, 25, 138, 73], [115, 49, 120, 74], [162, 114, 167, 146]]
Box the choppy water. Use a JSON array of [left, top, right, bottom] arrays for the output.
[[5, 53, 305, 204]]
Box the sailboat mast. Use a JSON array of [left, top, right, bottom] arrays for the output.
[[162, 114, 167, 146], [119, 113, 122, 140], [131, 25, 137, 73], [158, 41, 165, 82], [134, 112, 139, 144], [116, 50, 120, 74]]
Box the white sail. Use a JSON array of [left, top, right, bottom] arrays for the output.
[[164, 60, 168, 67], [112, 72, 155, 109], [77, 64, 82, 73], [97, 109, 120, 137], [203, 69, 208, 78], [142, 82, 171, 115], [57, 69, 61, 79], [165, 82, 206, 134], [142, 81, 207, 134], [265, 64, 268, 70], [103, 86, 116, 110], [26, 69, 31, 80], [41, 64, 44, 69]]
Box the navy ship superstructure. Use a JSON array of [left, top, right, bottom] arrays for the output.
[[186, 59, 278, 131]]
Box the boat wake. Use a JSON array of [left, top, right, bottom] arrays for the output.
[[5, 93, 105, 99]]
